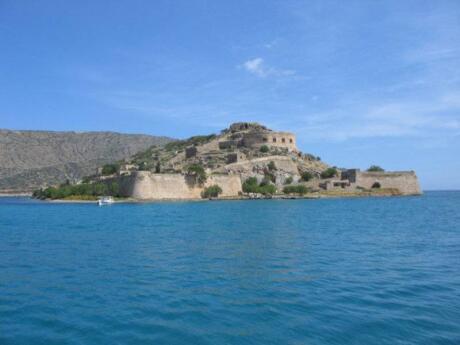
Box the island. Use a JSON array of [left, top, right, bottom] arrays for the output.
[[33, 122, 421, 201]]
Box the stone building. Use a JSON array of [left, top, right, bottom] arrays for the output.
[[340, 169, 421, 195], [219, 122, 297, 152]]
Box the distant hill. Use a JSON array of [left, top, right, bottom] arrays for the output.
[[0, 129, 173, 193]]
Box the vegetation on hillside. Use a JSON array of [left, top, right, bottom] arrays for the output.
[[165, 134, 217, 152], [283, 185, 310, 195], [320, 167, 338, 179], [284, 176, 293, 185], [101, 163, 119, 175], [301, 171, 313, 181], [33, 181, 121, 200], [201, 185, 223, 198], [367, 165, 385, 172], [267, 161, 277, 171], [259, 145, 269, 153], [242, 177, 276, 195], [187, 164, 207, 185]]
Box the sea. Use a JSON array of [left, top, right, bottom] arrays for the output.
[[1, 192, 459, 344]]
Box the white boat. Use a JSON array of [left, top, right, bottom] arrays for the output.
[[98, 196, 114, 206]]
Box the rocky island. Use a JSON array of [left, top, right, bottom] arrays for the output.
[[33, 122, 421, 201]]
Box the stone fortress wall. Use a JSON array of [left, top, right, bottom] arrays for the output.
[[242, 131, 297, 151], [341, 169, 421, 195], [117, 171, 242, 200], [219, 122, 297, 152]]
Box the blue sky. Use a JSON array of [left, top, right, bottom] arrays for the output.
[[1, 1, 459, 190]]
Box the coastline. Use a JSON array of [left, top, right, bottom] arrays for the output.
[[0, 192, 32, 197], [29, 189, 421, 204]]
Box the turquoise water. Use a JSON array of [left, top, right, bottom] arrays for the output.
[[1, 192, 459, 344]]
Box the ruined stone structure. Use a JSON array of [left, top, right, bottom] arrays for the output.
[[90, 122, 421, 200], [337, 169, 421, 195], [116, 171, 242, 200], [219, 122, 297, 152]]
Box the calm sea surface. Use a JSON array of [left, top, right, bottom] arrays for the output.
[[1, 192, 459, 344]]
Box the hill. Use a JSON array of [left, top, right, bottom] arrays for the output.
[[0, 129, 173, 193]]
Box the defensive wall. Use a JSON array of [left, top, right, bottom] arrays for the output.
[[218, 131, 297, 152], [342, 169, 422, 195], [116, 171, 242, 200]]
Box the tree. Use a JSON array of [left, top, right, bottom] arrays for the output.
[[201, 185, 223, 198], [284, 176, 293, 185], [101, 164, 119, 175], [283, 185, 310, 194], [187, 164, 207, 185], [301, 171, 313, 182], [260, 145, 269, 153], [267, 161, 277, 171], [242, 177, 259, 193], [367, 165, 384, 172], [242, 177, 276, 195], [320, 167, 337, 179]]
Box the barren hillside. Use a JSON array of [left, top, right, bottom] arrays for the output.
[[0, 130, 173, 192]]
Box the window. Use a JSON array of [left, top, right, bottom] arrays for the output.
[[289, 138, 293, 143], [263, 137, 268, 142], [273, 137, 276, 142], [282, 138, 286, 143]]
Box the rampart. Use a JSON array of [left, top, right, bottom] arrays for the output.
[[345, 170, 422, 195], [117, 172, 242, 200]]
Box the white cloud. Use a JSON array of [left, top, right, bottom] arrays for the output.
[[241, 57, 295, 78], [243, 58, 266, 77], [290, 92, 460, 142]]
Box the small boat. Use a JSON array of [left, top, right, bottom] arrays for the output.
[[98, 196, 114, 206]]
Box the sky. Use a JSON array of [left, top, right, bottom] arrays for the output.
[[1, 0, 459, 190]]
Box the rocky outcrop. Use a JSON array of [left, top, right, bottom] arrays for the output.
[[0, 129, 173, 192]]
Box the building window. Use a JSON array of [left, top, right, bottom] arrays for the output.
[[273, 137, 276, 142], [282, 138, 286, 143], [263, 137, 268, 142], [289, 138, 293, 143]]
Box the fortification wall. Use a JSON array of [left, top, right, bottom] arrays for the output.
[[117, 172, 242, 200], [355, 171, 421, 195], [238, 131, 297, 151]]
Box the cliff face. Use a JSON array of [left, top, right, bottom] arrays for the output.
[[0, 130, 173, 192]]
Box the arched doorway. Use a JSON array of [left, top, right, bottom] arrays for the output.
[[372, 182, 381, 189]]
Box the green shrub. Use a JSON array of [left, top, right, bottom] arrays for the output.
[[283, 185, 310, 194], [242, 177, 276, 195], [301, 171, 313, 181], [165, 134, 216, 152], [367, 165, 384, 172], [101, 163, 119, 175], [258, 184, 276, 195], [267, 161, 277, 171], [201, 185, 223, 198], [187, 164, 207, 185], [260, 145, 269, 153], [242, 177, 259, 193], [138, 162, 149, 171], [284, 176, 293, 185], [320, 167, 337, 179], [33, 181, 121, 200]]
